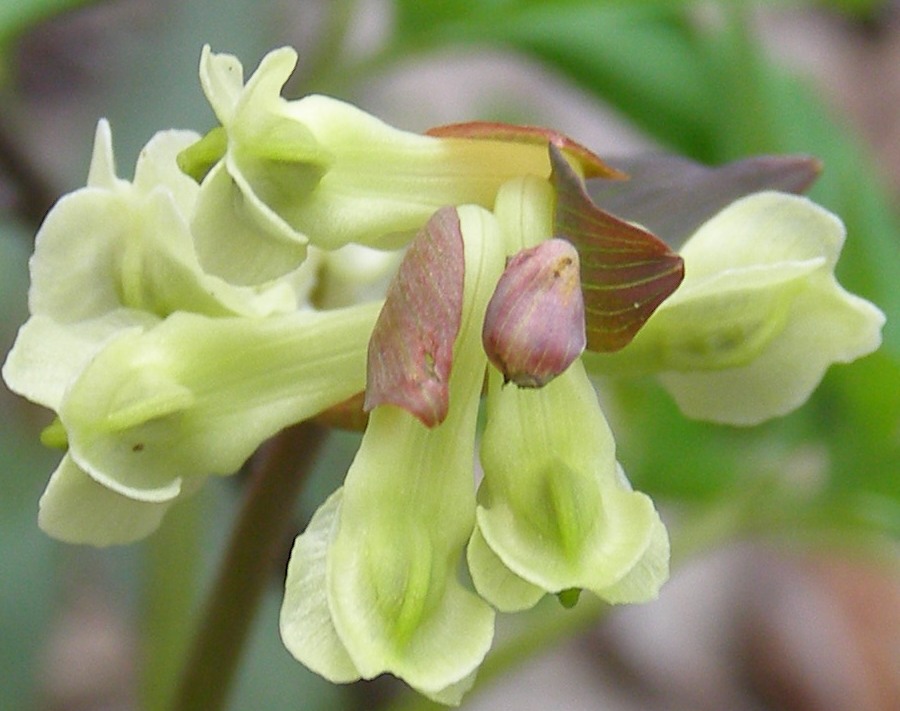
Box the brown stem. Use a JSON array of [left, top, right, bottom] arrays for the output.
[[169, 421, 328, 711]]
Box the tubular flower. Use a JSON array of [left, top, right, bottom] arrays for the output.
[[584, 191, 886, 425], [469, 176, 668, 612], [2, 40, 886, 709], [282, 206, 504, 704], [2, 119, 381, 545], [282, 171, 678, 699], [178, 46, 622, 284], [281, 145, 882, 703]]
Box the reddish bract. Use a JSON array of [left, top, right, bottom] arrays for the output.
[[364, 206, 465, 427]]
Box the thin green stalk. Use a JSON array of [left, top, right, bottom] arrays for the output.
[[169, 421, 328, 711], [140, 489, 206, 711]]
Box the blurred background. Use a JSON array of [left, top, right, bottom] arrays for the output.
[[1, 1, 898, 710]]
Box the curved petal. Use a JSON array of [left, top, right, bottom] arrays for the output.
[[198, 44, 245, 125], [132, 128, 202, 217], [476, 362, 667, 601], [59, 303, 380, 501], [281, 489, 360, 683], [595, 514, 670, 604], [191, 159, 309, 285], [466, 524, 545, 613], [322, 206, 504, 695], [658, 272, 885, 424], [38, 455, 175, 546], [678, 191, 844, 276], [282, 487, 482, 705], [2, 312, 153, 411]]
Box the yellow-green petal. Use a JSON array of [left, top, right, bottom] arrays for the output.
[[476, 362, 667, 601], [280, 489, 360, 683], [38, 455, 179, 546], [322, 205, 504, 695], [59, 303, 380, 502], [588, 192, 885, 424]]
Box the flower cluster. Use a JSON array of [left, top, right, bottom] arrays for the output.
[[2, 46, 884, 705]]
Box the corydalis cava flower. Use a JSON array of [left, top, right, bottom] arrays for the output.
[[282, 207, 504, 704], [281, 151, 883, 705], [178, 45, 623, 285], [3, 121, 305, 544], [3, 46, 626, 548], [584, 191, 886, 425], [1, 41, 886, 710], [281, 168, 681, 701], [1, 120, 382, 544]]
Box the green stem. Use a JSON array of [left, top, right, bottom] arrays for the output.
[[169, 421, 328, 711], [140, 489, 206, 711]]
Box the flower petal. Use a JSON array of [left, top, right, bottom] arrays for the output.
[[59, 304, 380, 501], [2, 313, 153, 410], [322, 206, 504, 695], [198, 44, 245, 125], [281, 488, 481, 706], [657, 274, 884, 424], [191, 159, 309, 285], [86, 119, 124, 190], [281, 489, 360, 683], [466, 524, 545, 613], [38, 454, 176, 546], [475, 361, 668, 601]]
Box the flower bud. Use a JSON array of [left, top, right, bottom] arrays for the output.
[[483, 239, 586, 388]]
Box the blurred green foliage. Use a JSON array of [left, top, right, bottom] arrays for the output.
[[1, 1, 897, 710]]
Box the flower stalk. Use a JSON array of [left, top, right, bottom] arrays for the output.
[[170, 421, 327, 711]]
